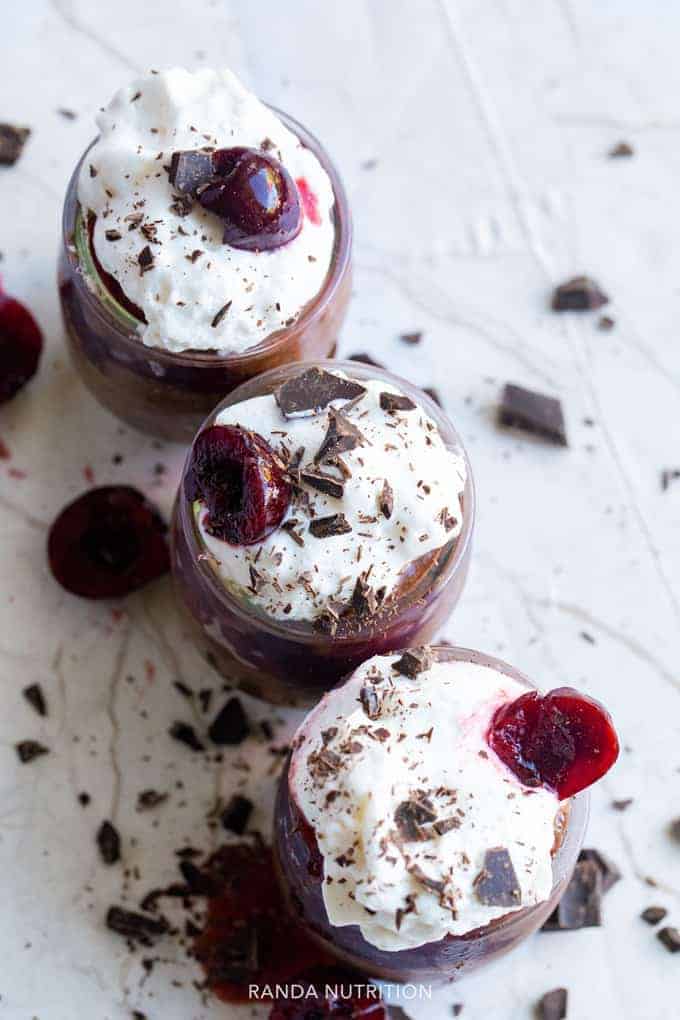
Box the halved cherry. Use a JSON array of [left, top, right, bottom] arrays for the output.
[[47, 486, 170, 599], [0, 278, 43, 403], [269, 967, 386, 1019], [487, 687, 619, 798], [185, 424, 291, 546]]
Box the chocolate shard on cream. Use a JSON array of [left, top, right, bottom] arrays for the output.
[[276, 367, 366, 419]]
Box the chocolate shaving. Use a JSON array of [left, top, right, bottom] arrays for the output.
[[378, 479, 394, 519], [658, 927, 680, 953], [106, 906, 168, 944], [380, 392, 416, 413], [551, 275, 609, 311], [0, 124, 30, 166], [473, 847, 521, 907], [168, 149, 215, 194], [394, 795, 437, 842], [541, 858, 602, 930], [276, 368, 366, 419], [392, 647, 433, 678], [299, 469, 344, 499], [208, 697, 249, 746], [97, 820, 121, 865], [433, 816, 461, 836], [537, 988, 568, 1020], [498, 383, 568, 447], [136, 789, 168, 811], [137, 245, 154, 275], [281, 519, 305, 546], [408, 862, 446, 896], [309, 513, 352, 539], [22, 683, 47, 717], [169, 721, 205, 752], [220, 794, 253, 835], [395, 893, 417, 931], [352, 575, 377, 617], [314, 411, 365, 464], [211, 300, 232, 328], [400, 331, 423, 345], [359, 685, 381, 720], [641, 906, 667, 925], [15, 740, 49, 764]]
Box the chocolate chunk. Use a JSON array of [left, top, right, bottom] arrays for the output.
[[136, 789, 168, 811], [658, 927, 680, 953], [473, 847, 522, 907], [380, 391, 416, 413], [352, 576, 377, 617], [498, 383, 568, 446], [611, 798, 633, 812], [392, 647, 433, 678], [220, 794, 253, 835], [106, 906, 168, 943], [641, 906, 667, 925], [137, 245, 154, 275], [359, 685, 381, 720], [105, 229, 122, 242], [299, 469, 344, 499], [22, 683, 47, 717], [349, 352, 385, 368], [210, 922, 258, 982], [609, 141, 634, 158], [211, 300, 232, 328], [578, 847, 621, 893], [541, 859, 602, 930], [433, 816, 461, 836], [314, 411, 365, 464], [551, 276, 609, 311], [168, 149, 215, 194], [378, 479, 394, 519], [15, 740, 49, 764], [0, 124, 30, 166], [309, 513, 352, 539], [208, 696, 250, 746], [276, 368, 366, 419], [400, 331, 423, 345], [308, 746, 343, 780], [169, 721, 205, 752], [537, 988, 568, 1020], [97, 820, 121, 865], [394, 795, 437, 841], [170, 193, 193, 217]]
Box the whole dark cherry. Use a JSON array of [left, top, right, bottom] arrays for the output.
[[269, 967, 386, 1020], [47, 486, 170, 599], [488, 687, 619, 799], [0, 278, 43, 403], [185, 424, 291, 546], [198, 147, 302, 251]]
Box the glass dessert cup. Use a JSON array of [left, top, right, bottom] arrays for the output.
[[273, 645, 590, 985], [58, 109, 352, 443], [170, 360, 475, 706]]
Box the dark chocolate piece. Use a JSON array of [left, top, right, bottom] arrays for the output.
[[349, 352, 385, 368], [541, 859, 602, 930], [473, 847, 522, 907], [309, 513, 352, 539], [641, 906, 667, 925], [136, 789, 168, 811], [578, 847, 621, 893], [392, 647, 433, 678], [498, 383, 568, 447], [394, 795, 437, 841], [0, 124, 30, 166], [380, 391, 416, 413], [137, 245, 154, 274], [208, 696, 250, 745], [22, 683, 47, 717], [314, 412, 365, 464], [276, 368, 366, 419], [168, 149, 214, 194], [537, 988, 568, 1020], [15, 740, 49, 764], [352, 575, 377, 617], [551, 276, 609, 311], [378, 479, 394, 519], [400, 331, 423, 345], [211, 300, 232, 328], [220, 794, 253, 835], [169, 721, 205, 752], [106, 906, 168, 943], [299, 469, 344, 499], [359, 685, 381, 720], [97, 820, 121, 865], [105, 229, 122, 242], [657, 927, 680, 953], [609, 141, 634, 158]]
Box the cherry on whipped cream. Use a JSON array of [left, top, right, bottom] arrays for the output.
[[488, 687, 619, 798], [48, 486, 170, 598], [0, 278, 43, 403], [185, 424, 291, 546], [269, 968, 386, 1020]]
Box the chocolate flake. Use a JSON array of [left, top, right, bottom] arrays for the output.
[[658, 927, 680, 953], [137, 789, 168, 811], [170, 193, 193, 217], [352, 575, 377, 617], [551, 275, 609, 311], [380, 391, 416, 413], [22, 683, 47, 717], [359, 685, 381, 720], [275, 368, 366, 419], [299, 469, 344, 499], [578, 847, 621, 893], [281, 519, 305, 547], [641, 906, 667, 925], [208, 697, 250, 746], [106, 906, 168, 943], [314, 411, 365, 464], [433, 816, 461, 836], [394, 795, 437, 842], [137, 245, 154, 275], [0, 124, 30, 166], [15, 740, 49, 764], [378, 479, 394, 519], [473, 847, 521, 907], [168, 149, 215, 194], [541, 858, 602, 930], [105, 229, 122, 242], [400, 331, 423, 345], [392, 647, 433, 678], [395, 893, 417, 931], [97, 820, 121, 865], [537, 988, 568, 1020], [611, 797, 633, 812], [211, 300, 232, 328], [309, 513, 352, 539], [220, 794, 253, 835], [609, 141, 634, 158], [498, 383, 568, 447], [308, 746, 343, 780], [169, 721, 205, 752]]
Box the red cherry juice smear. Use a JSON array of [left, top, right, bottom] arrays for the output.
[[296, 177, 322, 226], [0, 276, 43, 403], [488, 687, 619, 799], [194, 843, 334, 1004]]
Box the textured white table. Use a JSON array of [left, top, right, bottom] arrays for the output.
[[2, 1, 679, 1018]]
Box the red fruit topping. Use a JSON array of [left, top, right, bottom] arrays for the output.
[[269, 968, 386, 1020], [0, 280, 43, 403], [185, 425, 291, 546], [488, 687, 619, 798], [48, 486, 170, 599], [296, 177, 322, 226]]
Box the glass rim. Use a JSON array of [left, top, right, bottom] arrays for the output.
[[62, 104, 352, 366], [176, 359, 476, 645]]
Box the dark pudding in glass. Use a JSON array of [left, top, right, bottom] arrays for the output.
[[58, 68, 351, 441], [274, 645, 619, 982], [171, 362, 475, 705]]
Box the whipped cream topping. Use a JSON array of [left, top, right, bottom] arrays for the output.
[[289, 654, 563, 949], [78, 68, 335, 355], [195, 372, 467, 623]]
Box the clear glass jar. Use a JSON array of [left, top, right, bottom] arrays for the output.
[[58, 109, 352, 442], [171, 361, 476, 706], [273, 645, 589, 984]]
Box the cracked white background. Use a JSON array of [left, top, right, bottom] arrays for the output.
[[1, 1, 680, 1018]]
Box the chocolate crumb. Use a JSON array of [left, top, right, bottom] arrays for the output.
[[661, 469, 680, 492], [641, 906, 667, 925], [78, 792, 91, 807], [208, 697, 249, 746], [400, 331, 423, 345], [473, 847, 521, 907], [211, 300, 232, 328], [598, 314, 616, 331], [0, 124, 30, 166], [611, 798, 633, 812], [105, 229, 123, 242], [22, 683, 47, 717], [380, 391, 416, 413], [97, 820, 121, 865], [220, 794, 253, 835], [609, 141, 634, 158], [137, 789, 169, 812], [498, 383, 568, 447], [106, 906, 168, 944], [536, 987, 568, 1020], [309, 513, 352, 539], [551, 276, 609, 312], [15, 740, 49, 764], [169, 721, 205, 752], [658, 927, 680, 953], [392, 647, 433, 678]]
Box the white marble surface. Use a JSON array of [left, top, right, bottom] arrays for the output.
[[1, 2, 679, 1018]]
